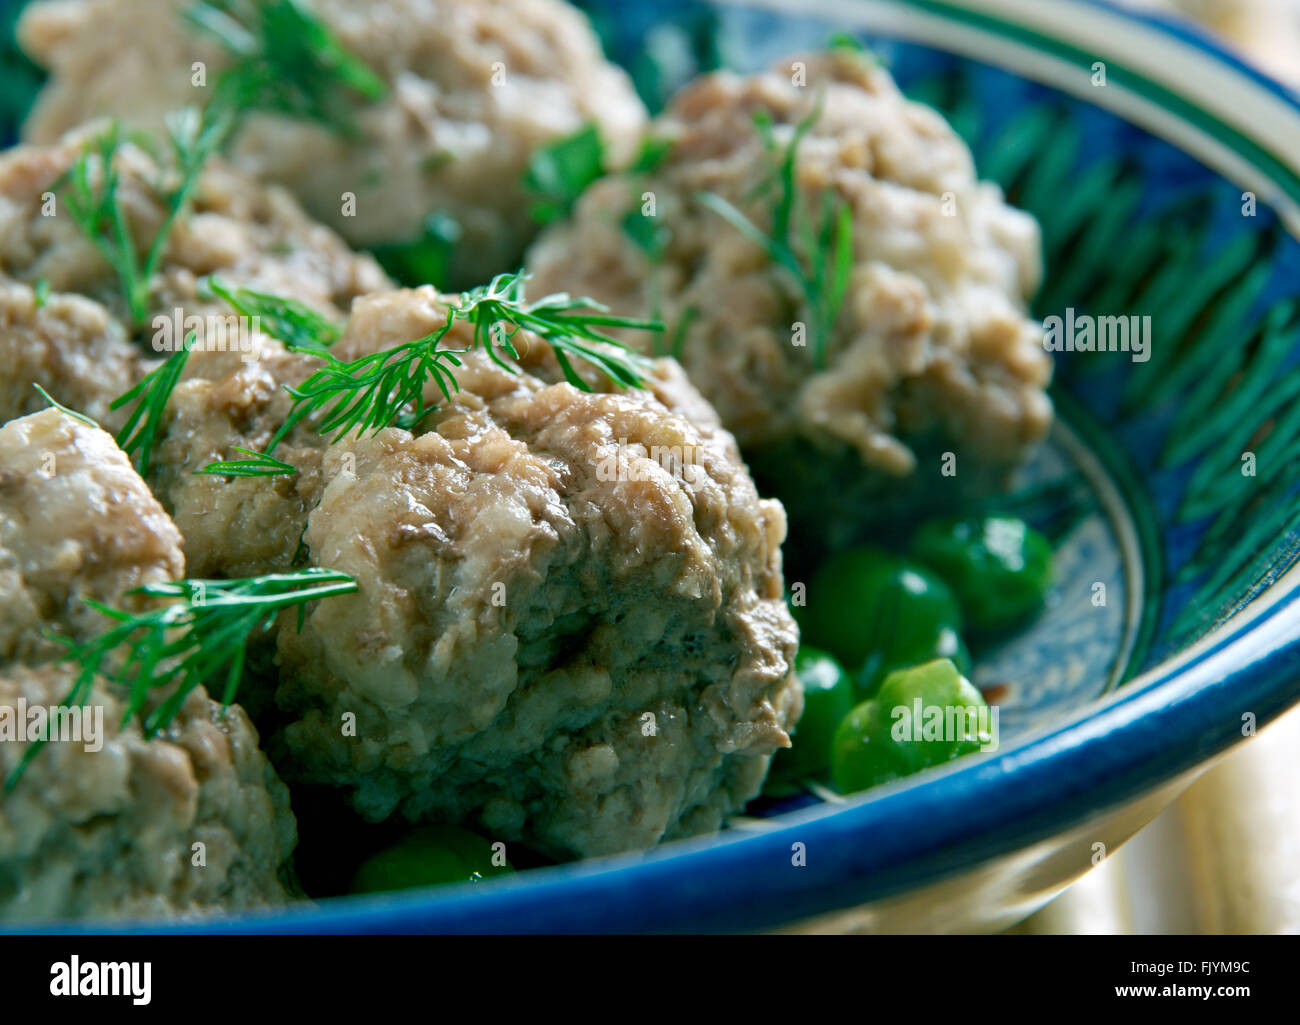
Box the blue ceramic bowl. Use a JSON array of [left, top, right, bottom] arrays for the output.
[[20, 0, 1300, 933]]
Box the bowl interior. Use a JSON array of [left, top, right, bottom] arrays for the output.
[[7, 0, 1300, 931]]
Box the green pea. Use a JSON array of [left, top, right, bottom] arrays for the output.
[[793, 547, 967, 693], [910, 516, 1053, 633], [773, 647, 856, 777], [858, 623, 971, 700], [350, 825, 512, 894], [831, 658, 990, 795]]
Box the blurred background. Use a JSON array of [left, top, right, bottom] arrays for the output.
[[1012, 704, 1300, 933], [1117, 0, 1300, 86]]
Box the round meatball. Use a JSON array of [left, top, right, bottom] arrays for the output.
[[19, 0, 649, 285], [149, 333, 330, 579], [0, 410, 297, 921], [0, 126, 391, 574], [238, 288, 802, 859], [0, 278, 144, 434], [0, 125, 389, 333], [0, 662, 296, 922], [0, 408, 185, 665], [527, 51, 1052, 553]]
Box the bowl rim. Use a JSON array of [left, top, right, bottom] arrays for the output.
[[15, 0, 1300, 935]]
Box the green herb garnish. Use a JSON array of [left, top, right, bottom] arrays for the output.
[[3, 568, 357, 790], [32, 278, 50, 310], [200, 275, 342, 358], [827, 31, 885, 66], [828, 31, 867, 55], [186, 0, 387, 136], [32, 384, 99, 430], [697, 100, 854, 367], [622, 204, 668, 259], [195, 446, 298, 478], [61, 108, 232, 327], [630, 135, 675, 174], [111, 343, 192, 476], [269, 271, 659, 450], [523, 124, 606, 225], [369, 211, 462, 289]]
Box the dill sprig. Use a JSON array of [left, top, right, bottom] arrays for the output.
[[268, 271, 660, 450], [697, 99, 854, 368], [195, 446, 298, 478], [61, 108, 233, 327], [61, 111, 230, 326], [62, 0, 384, 325], [200, 275, 342, 358], [32, 384, 99, 430], [186, 0, 387, 136], [3, 569, 357, 790], [111, 342, 192, 476], [523, 124, 606, 225]]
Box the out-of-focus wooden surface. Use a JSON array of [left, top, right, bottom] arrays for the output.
[[1010, 703, 1300, 934], [1114, 0, 1300, 85]]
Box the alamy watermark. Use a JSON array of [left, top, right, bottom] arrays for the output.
[[890, 700, 999, 753], [152, 309, 262, 363], [1043, 307, 1151, 363], [0, 699, 104, 753], [595, 438, 704, 483], [50, 956, 151, 1005]]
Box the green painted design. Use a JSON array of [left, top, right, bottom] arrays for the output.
[[911, 63, 1300, 663], [906, 0, 1300, 211]]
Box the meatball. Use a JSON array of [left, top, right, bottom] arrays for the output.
[[241, 288, 802, 859], [0, 662, 296, 922], [0, 410, 296, 921], [0, 278, 144, 434], [0, 407, 184, 664], [0, 125, 389, 331], [18, 0, 649, 284], [149, 333, 330, 579], [0, 125, 390, 431], [0, 126, 390, 570], [526, 51, 1052, 557]]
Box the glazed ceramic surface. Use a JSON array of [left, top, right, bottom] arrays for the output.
[[11, 0, 1300, 933]]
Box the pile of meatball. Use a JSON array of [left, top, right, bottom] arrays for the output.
[[0, 0, 1048, 921]]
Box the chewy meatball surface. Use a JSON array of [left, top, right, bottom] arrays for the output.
[[0, 408, 184, 664], [207, 288, 801, 859], [527, 52, 1052, 516], [0, 278, 142, 433], [19, 0, 648, 284], [0, 127, 391, 575], [0, 662, 296, 922], [149, 332, 330, 579], [0, 127, 389, 327], [0, 410, 297, 921], [0, 126, 390, 429]]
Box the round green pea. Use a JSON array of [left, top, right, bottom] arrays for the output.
[[773, 647, 856, 777], [831, 658, 990, 795], [910, 515, 1053, 633], [793, 547, 968, 695], [350, 825, 512, 894], [858, 622, 972, 700]]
